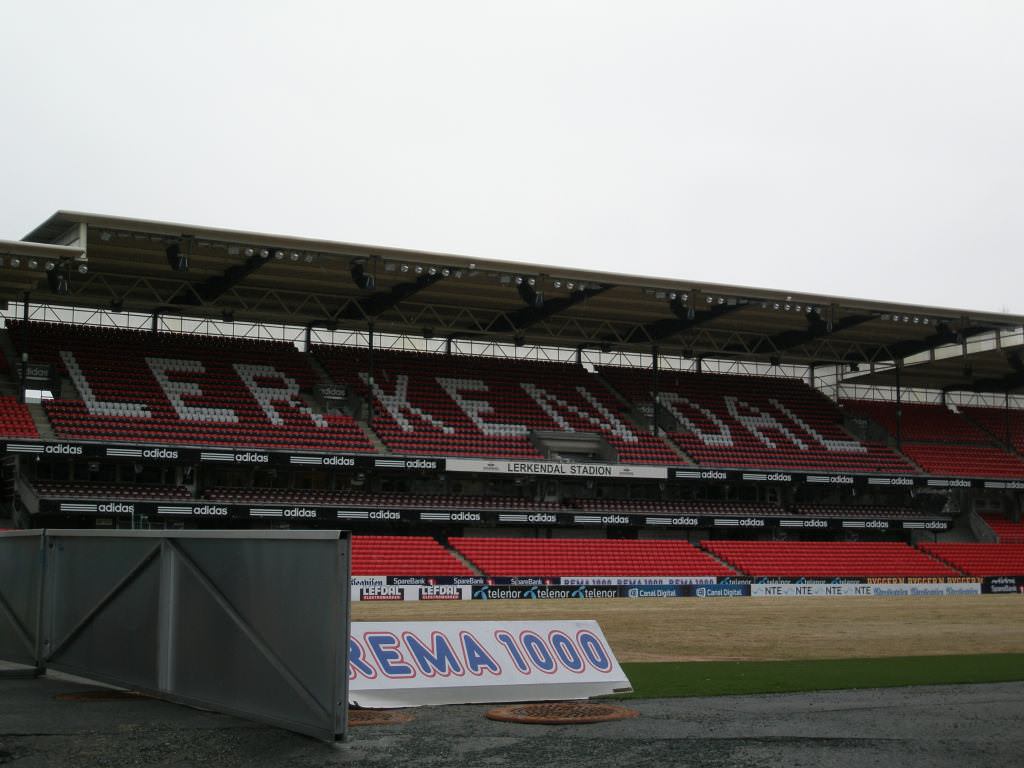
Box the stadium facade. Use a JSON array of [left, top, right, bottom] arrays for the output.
[[1, 212, 1023, 593]]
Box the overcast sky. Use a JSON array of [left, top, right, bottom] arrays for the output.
[[2, 1, 1022, 315]]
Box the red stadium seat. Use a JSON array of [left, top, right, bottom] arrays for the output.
[[599, 368, 912, 474], [8, 321, 376, 452], [702, 540, 958, 578], [450, 537, 734, 577], [314, 346, 679, 464]]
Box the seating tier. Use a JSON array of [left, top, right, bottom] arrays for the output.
[[315, 347, 677, 463], [920, 542, 1024, 577], [702, 540, 957, 577], [9, 322, 375, 452], [0, 395, 38, 438], [600, 368, 910, 473], [980, 514, 1024, 544], [352, 535, 474, 576], [841, 400, 1024, 478], [450, 537, 734, 577]]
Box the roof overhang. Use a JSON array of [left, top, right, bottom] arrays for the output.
[[6, 210, 1022, 387]]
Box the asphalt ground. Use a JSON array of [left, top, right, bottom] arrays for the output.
[[2, 674, 1022, 768]]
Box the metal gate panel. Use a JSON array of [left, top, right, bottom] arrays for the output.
[[0, 530, 44, 671], [39, 530, 349, 741]]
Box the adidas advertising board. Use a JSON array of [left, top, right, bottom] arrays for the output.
[[348, 620, 630, 707]]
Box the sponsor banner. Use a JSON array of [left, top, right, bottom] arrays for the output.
[[351, 585, 473, 601], [497, 512, 564, 525], [689, 583, 750, 598], [348, 620, 631, 707], [471, 584, 622, 600], [446, 458, 667, 479], [387, 576, 489, 586], [623, 585, 686, 598], [45, 500, 243, 519], [752, 582, 982, 597], [673, 468, 736, 482], [335, 508, 406, 522], [373, 457, 442, 471], [870, 583, 981, 597], [559, 576, 717, 586], [2, 441, 1008, 487], [247, 506, 322, 521], [981, 577, 1024, 594], [752, 583, 875, 597]]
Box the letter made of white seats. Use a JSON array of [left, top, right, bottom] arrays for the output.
[[521, 383, 638, 442], [59, 350, 151, 418], [359, 372, 454, 434], [146, 357, 238, 423], [725, 396, 808, 451], [769, 398, 867, 454], [234, 363, 328, 427], [436, 377, 527, 437], [656, 392, 734, 447]]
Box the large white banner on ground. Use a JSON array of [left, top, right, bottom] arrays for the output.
[[348, 620, 632, 707], [445, 457, 667, 479]]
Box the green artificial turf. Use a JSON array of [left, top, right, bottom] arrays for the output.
[[613, 654, 1024, 699]]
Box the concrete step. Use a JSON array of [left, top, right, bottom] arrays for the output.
[[355, 420, 388, 454], [305, 353, 338, 388], [441, 538, 484, 576], [593, 369, 696, 464], [698, 542, 747, 576], [25, 403, 56, 440]]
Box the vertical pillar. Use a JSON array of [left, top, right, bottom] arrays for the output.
[[895, 362, 902, 450], [651, 346, 659, 436], [1006, 391, 1011, 448], [366, 321, 375, 424], [19, 292, 29, 403], [304, 324, 313, 353], [445, 337, 452, 356]]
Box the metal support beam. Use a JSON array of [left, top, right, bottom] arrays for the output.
[[367, 322, 375, 425], [486, 285, 611, 334], [895, 362, 902, 450], [170, 248, 273, 305], [625, 296, 746, 345], [651, 346, 660, 436], [335, 273, 445, 321], [18, 293, 28, 404]]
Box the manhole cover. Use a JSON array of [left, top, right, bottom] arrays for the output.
[[486, 702, 640, 725], [56, 690, 146, 702], [348, 709, 414, 726]]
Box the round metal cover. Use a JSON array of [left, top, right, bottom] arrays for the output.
[[56, 690, 146, 702], [348, 709, 414, 726], [486, 702, 640, 725]]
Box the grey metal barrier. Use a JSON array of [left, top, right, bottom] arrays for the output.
[[1, 529, 350, 741], [0, 530, 45, 674]]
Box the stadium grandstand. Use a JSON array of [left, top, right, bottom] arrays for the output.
[[1, 211, 1023, 593]]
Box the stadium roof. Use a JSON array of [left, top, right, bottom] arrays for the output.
[[4, 210, 1023, 391]]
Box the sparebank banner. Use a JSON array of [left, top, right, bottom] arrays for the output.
[[348, 620, 631, 707]]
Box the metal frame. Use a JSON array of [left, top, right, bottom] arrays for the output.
[[0, 530, 45, 675], [1, 529, 350, 741]]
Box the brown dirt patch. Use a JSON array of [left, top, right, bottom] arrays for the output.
[[352, 595, 1024, 662]]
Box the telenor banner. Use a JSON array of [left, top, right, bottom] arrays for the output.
[[348, 620, 631, 707]]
